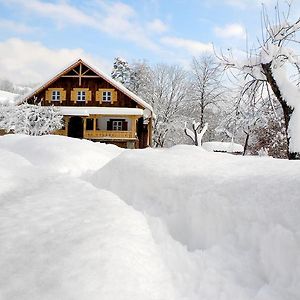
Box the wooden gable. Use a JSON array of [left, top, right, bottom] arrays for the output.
[[24, 59, 152, 112]]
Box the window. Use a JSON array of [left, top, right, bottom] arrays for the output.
[[86, 118, 94, 130], [77, 91, 86, 102], [102, 91, 112, 102], [52, 90, 60, 101], [112, 120, 122, 131]]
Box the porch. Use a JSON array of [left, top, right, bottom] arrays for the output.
[[55, 114, 139, 141], [53, 106, 151, 148]]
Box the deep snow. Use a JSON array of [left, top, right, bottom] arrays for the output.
[[0, 135, 300, 300]]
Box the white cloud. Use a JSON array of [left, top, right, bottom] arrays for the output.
[[0, 38, 110, 84], [4, 0, 160, 51], [97, 2, 159, 51], [214, 23, 246, 39], [0, 19, 36, 34], [147, 19, 168, 34], [161, 36, 213, 56]]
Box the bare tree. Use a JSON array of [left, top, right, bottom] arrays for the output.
[[144, 64, 189, 147], [218, 85, 268, 155], [190, 55, 226, 129], [219, 2, 300, 159], [127, 60, 152, 95]]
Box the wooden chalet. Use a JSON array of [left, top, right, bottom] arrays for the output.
[[23, 59, 153, 148]]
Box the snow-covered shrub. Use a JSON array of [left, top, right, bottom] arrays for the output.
[[184, 121, 208, 146], [0, 102, 63, 136]]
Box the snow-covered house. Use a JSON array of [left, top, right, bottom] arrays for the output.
[[22, 59, 153, 148]]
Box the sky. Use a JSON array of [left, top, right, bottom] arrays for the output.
[[0, 0, 299, 84]]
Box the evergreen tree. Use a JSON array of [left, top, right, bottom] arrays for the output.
[[111, 57, 131, 87]]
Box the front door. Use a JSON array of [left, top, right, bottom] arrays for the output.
[[68, 116, 84, 139]]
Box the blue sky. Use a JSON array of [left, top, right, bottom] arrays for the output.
[[0, 0, 299, 83]]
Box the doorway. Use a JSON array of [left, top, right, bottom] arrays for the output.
[[68, 116, 84, 139]]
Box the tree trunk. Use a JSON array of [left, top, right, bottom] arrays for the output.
[[193, 127, 199, 146], [200, 97, 204, 129], [261, 62, 298, 159], [243, 131, 250, 156]]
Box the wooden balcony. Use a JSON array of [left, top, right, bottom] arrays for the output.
[[54, 129, 136, 140], [55, 129, 67, 136], [84, 130, 135, 140]]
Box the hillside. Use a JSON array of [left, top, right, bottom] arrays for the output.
[[0, 89, 20, 104], [0, 134, 299, 300]]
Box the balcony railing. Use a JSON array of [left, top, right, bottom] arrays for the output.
[[84, 130, 135, 139]]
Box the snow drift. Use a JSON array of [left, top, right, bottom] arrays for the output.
[[0, 135, 300, 300], [91, 145, 300, 300]]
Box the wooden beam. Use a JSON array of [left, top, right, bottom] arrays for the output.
[[81, 75, 100, 78], [83, 117, 86, 138], [149, 117, 153, 147], [93, 117, 97, 133], [131, 116, 137, 137], [79, 63, 82, 86], [72, 68, 79, 75], [82, 69, 90, 76]]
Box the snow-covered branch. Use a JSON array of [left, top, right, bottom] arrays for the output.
[[184, 121, 208, 146], [218, 1, 300, 159]]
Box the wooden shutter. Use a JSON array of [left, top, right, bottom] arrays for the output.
[[96, 90, 102, 104], [71, 90, 77, 103], [86, 90, 92, 102], [60, 90, 66, 103], [107, 120, 112, 130], [45, 90, 51, 103], [122, 121, 128, 131], [112, 90, 118, 103]]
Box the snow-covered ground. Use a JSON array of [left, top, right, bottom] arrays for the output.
[[0, 135, 299, 300]]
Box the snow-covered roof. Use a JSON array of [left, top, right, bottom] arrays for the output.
[[22, 58, 153, 113], [202, 141, 244, 153], [0, 90, 20, 105], [58, 106, 144, 117]]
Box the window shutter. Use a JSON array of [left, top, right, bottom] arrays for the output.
[[107, 120, 112, 130], [112, 90, 118, 103], [61, 90, 66, 103], [122, 121, 128, 131], [45, 90, 51, 103], [86, 90, 92, 102], [96, 90, 102, 104], [71, 90, 77, 103]]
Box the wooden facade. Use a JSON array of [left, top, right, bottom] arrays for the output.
[[24, 59, 153, 148]]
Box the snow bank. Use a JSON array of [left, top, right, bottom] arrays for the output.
[[0, 135, 176, 300], [203, 141, 244, 153], [92, 145, 300, 300], [1, 136, 300, 300], [0, 134, 123, 176]]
